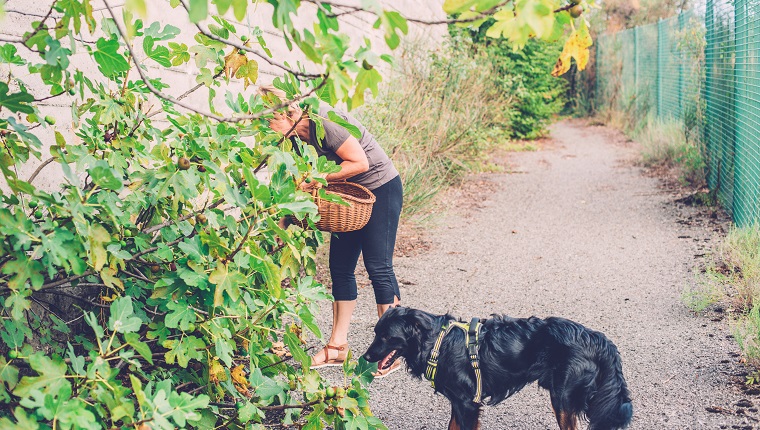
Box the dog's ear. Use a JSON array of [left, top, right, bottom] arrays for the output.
[[403, 308, 434, 333]]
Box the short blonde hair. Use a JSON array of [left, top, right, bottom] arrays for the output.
[[257, 84, 302, 119]]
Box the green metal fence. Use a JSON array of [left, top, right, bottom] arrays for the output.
[[595, 4, 760, 226]]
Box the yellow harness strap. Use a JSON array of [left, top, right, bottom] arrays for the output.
[[424, 319, 484, 404]]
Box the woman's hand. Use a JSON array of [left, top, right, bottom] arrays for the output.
[[268, 112, 296, 136], [299, 180, 322, 193]]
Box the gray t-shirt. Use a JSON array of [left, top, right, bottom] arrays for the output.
[[305, 104, 399, 190]]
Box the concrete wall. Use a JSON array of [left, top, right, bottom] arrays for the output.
[[0, 0, 446, 191]]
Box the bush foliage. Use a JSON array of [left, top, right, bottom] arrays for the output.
[[481, 38, 568, 139]]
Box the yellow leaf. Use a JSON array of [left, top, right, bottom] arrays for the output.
[[234, 59, 259, 89], [209, 359, 227, 384], [101, 267, 124, 290], [224, 49, 248, 80], [89, 224, 110, 271], [231, 365, 249, 396], [552, 28, 593, 77]]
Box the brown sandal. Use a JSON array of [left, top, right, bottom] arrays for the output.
[[310, 344, 348, 369]]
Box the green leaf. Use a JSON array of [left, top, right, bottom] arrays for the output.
[[0, 357, 19, 392], [209, 262, 247, 307], [167, 391, 210, 426], [143, 36, 172, 67], [0, 44, 25, 65], [144, 22, 180, 41], [125, 0, 148, 17], [353, 357, 377, 386], [164, 335, 205, 367], [442, 0, 479, 14], [232, 0, 247, 21], [327, 111, 362, 139], [12, 353, 70, 399], [283, 332, 309, 370], [278, 199, 318, 220], [188, 0, 209, 23], [165, 300, 196, 330], [1, 258, 44, 291], [0, 82, 34, 114], [88, 160, 124, 191], [124, 332, 154, 364], [108, 296, 143, 334], [94, 37, 130, 78]]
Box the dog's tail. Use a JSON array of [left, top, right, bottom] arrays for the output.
[[586, 333, 633, 430]]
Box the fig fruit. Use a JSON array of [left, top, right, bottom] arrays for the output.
[[178, 157, 191, 170]]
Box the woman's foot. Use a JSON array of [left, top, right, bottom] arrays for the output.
[[310, 344, 348, 369]]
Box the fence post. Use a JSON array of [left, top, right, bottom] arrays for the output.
[[677, 13, 685, 119], [704, 0, 713, 151], [634, 26, 639, 112], [657, 18, 663, 118]]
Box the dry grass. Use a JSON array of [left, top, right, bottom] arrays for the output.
[[358, 40, 512, 220]]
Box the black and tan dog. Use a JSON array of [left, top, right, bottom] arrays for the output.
[[363, 307, 632, 430]]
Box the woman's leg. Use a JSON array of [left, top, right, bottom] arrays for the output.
[[311, 231, 362, 365], [361, 176, 403, 316]]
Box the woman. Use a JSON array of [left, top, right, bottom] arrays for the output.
[[259, 86, 403, 377]]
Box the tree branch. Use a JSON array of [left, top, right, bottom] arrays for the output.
[[27, 157, 55, 184], [178, 0, 322, 80], [103, 0, 328, 124], [304, 0, 513, 25], [208, 399, 320, 411], [22, 3, 56, 44]]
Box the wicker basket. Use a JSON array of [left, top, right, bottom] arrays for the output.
[[298, 182, 376, 232]]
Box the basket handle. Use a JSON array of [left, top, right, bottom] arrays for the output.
[[309, 181, 324, 205]]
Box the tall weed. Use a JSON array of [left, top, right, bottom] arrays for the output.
[[359, 39, 512, 218], [634, 117, 706, 187], [689, 224, 760, 365]]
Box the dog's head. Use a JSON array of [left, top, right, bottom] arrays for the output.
[[363, 306, 436, 372]]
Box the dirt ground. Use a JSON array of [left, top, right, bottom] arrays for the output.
[[313, 120, 758, 429]]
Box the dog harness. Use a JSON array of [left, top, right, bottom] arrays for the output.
[[424, 317, 483, 404]]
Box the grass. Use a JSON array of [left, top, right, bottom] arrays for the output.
[[358, 39, 513, 220], [688, 223, 760, 368], [635, 117, 707, 187], [501, 141, 539, 152]]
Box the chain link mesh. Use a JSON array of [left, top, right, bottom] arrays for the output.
[[595, 5, 760, 226]]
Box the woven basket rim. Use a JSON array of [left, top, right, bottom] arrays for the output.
[[322, 182, 376, 204]]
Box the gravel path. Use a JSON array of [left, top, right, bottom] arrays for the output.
[[315, 120, 756, 429]]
